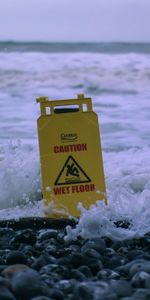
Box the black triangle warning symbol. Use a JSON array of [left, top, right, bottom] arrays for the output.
[[55, 155, 91, 185]]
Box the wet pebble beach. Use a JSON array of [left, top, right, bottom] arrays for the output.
[[0, 223, 150, 300]]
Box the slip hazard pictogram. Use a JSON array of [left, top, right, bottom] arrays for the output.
[[55, 155, 91, 185]]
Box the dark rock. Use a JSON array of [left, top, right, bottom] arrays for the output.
[[103, 254, 123, 269], [82, 248, 102, 259], [145, 274, 150, 289], [44, 244, 57, 256], [110, 279, 133, 297], [40, 264, 69, 281], [117, 246, 129, 256], [21, 245, 35, 255], [105, 248, 116, 257], [68, 244, 81, 253], [57, 254, 72, 266], [112, 241, 125, 251], [38, 229, 58, 241], [2, 264, 29, 279], [48, 288, 64, 300], [6, 251, 27, 265], [11, 268, 45, 299], [70, 253, 85, 268], [97, 269, 110, 280], [0, 276, 11, 289], [94, 281, 117, 300], [97, 269, 120, 280], [114, 220, 131, 229], [116, 259, 146, 277], [127, 250, 146, 260], [32, 253, 56, 270], [102, 237, 113, 248], [0, 287, 16, 300], [40, 274, 54, 288], [70, 269, 85, 280], [129, 260, 150, 277], [30, 297, 53, 300], [78, 266, 93, 278], [132, 288, 150, 300], [0, 229, 16, 243], [11, 229, 36, 245], [0, 257, 5, 265], [70, 252, 103, 274], [81, 238, 106, 254], [55, 247, 72, 257], [131, 271, 150, 288], [73, 282, 94, 300], [56, 279, 77, 297]]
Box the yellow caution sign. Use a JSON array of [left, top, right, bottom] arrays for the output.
[[36, 94, 107, 218]]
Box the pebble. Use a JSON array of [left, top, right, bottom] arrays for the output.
[[0, 287, 16, 300], [38, 229, 58, 241], [110, 279, 133, 297], [0, 226, 149, 299], [30, 297, 53, 300], [6, 251, 27, 265], [11, 268, 45, 299], [2, 264, 28, 279], [11, 229, 36, 245], [81, 237, 106, 254]]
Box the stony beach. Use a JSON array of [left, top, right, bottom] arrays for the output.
[[0, 219, 150, 300]]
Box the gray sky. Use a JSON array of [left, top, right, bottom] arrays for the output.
[[0, 0, 150, 42]]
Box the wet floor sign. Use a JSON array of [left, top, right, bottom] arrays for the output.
[[36, 94, 107, 218]]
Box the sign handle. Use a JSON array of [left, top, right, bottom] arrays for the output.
[[36, 94, 93, 116]]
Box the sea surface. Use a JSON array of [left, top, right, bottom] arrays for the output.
[[0, 42, 150, 240]]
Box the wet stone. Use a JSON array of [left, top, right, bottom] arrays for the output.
[[38, 229, 58, 241], [105, 247, 116, 257], [0, 276, 11, 289], [11, 229, 37, 245], [73, 282, 94, 300], [40, 264, 69, 281], [31, 253, 56, 270], [129, 260, 150, 277], [0, 229, 16, 243], [93, 281, 117, 300], [81, 238, 106, 254], [127, 250, 146, 260], [110, 279, 133, 298], [30, 297, 53, 300], [132, 288, 150, 299], [6, 251, 27, 265], [0, 287, 16, 300], [2, 264, 29, 279], [11, 268, 45, 299], [82, 248, 102, 259], [97, 269, 120, 280], [70, 269, 86, 280], [56, 279, 77, 295], [131, 271, 150, 288], [0, 257, 5, 265], [78, 265, 93, 278], [48, 288, 64, 300]]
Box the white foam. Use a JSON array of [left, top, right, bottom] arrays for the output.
[[0, 140, 41, 209], [65, 148, 150, 241]]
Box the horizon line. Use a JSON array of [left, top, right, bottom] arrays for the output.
[[0, 40, 150, 44]]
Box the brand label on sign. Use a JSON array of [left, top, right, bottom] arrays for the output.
[[54, 155, 91, 185], [61, 133, 78, 143]]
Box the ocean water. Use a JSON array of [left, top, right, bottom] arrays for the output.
[[0, 42, 150, 240]]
